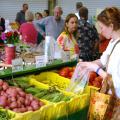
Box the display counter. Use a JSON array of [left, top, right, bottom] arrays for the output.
[[0, 60, 77, 79]]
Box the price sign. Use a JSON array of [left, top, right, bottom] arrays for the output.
[[35, 55, 46, 68], [12, 58, 23, 72]]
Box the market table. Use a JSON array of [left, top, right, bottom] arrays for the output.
[[0, 60, 77, 79]]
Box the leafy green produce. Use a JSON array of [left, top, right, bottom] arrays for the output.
[[25, 87, 45, 95], [0, 108, 15, 120]]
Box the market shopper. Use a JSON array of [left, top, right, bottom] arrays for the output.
[[0, 17, 5, 44], [77, 7, 120, 119], [19, 10, 38, 46], [33, 6, 64, 40], [75, 2, 83, 19], [77, 6, 100, 61], [35, 12, 43, 20], [57, 13, 79, 60], [0, 17, 5, 32], [15, 3, 28, 25], [42, 9, 49, 18]]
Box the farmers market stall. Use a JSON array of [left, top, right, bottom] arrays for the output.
[[0, 59, 100, 120]]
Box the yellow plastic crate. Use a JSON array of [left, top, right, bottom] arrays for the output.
[[30, 72, 99, 119], [12, 73, 99, 120], [29, 72, 70, 90]]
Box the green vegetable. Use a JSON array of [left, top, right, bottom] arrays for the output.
[[0, 108, 15, 120], [26, 87, 45, 95]]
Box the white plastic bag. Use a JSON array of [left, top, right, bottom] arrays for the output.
[[44, 36, 55, 64], [67, 63, 90, 94]]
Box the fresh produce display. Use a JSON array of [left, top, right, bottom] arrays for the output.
[[7, 78, 72, 103], [0, 108, 15, 120], [30, 72, 70, 90], [88, 71, 103, 88], [25, 86, 72, 102], [58, 66, 76, 79], [0, 80, 44, 113]]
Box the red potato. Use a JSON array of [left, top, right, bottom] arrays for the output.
[[0, 86, 3, 91], [13, 108, 20, 113], [18, 91, 26, 97], [9, 102, 18, 109], [0, 96, 8, 107], [0, 80, 3, 86], [5, 106, 10, 109], [39, 101, 45, 106], [0, 80, 44, 113], [17, 100, 22, 108], [26, 94, 34, 101], [25, 98, 31, 106], [27, 106, 33, 111], [19, 97, 25, 104], [31, 100, 40, 111], [6, 87, 18, 97], [10, 96, 16, 102], [2, 82, 9, 91], [15, 87, 23, 92], [19, 107, 27, 113], [0, 91, 5, 96]]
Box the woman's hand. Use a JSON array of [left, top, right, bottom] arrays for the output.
[[77, 61, 99, 71], [77, 61, 108, 80]]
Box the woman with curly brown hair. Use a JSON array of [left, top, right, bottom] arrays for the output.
[[77, 7, 120, 119]]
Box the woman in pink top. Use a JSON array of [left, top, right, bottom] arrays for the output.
[[19, 10, 38, 45]]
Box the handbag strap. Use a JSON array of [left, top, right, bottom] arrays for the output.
[[105, 40, 120, 96]]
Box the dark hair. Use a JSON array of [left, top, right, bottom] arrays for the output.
[[44, 10, 49, 16], [64, 13, 78, 37], [35, 12, 43, 18], [79, 6, 88, 21], [76, 2, 83, 10], [97, 7, 120, 31], [23, 3, 28, 7]]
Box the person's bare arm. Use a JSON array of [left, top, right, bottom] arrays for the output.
[[92, 59, 104, 68], [0, 63, 12, 67]]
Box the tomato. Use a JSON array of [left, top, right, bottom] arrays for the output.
[[59, 70, 68, 77], [68, 71, 73, 78], [68, 67, 73, 72], [93, 81, 101, 88], [72, 66, 76, 72], [58, 67, 70, 77], [94, 76, 103, 83], [89, 71, 97, 82]]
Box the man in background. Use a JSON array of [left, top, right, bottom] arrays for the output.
[[75, 2, 83, 19], [43, 10, 49, 18], [15, 3, 28, 25], [0, 17, 5, 32], [77, 6, 100, 61], [33, 6, 64, 40]]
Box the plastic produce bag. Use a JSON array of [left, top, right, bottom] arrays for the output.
[[66, 63, 89, 94], [44, 36, 55, 64]]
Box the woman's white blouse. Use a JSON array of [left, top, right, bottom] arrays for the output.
[[100, 38, 120, 98]]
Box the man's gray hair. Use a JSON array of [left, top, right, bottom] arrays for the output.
[[54, 6, 63, 14]]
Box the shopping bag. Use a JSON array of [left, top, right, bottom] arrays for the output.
[[100, 77, 119, 120], [88, 91, 111, 120], [88, 75, 117, 120]]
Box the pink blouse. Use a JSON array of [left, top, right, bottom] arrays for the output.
[[19, 22, 38, 45]]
